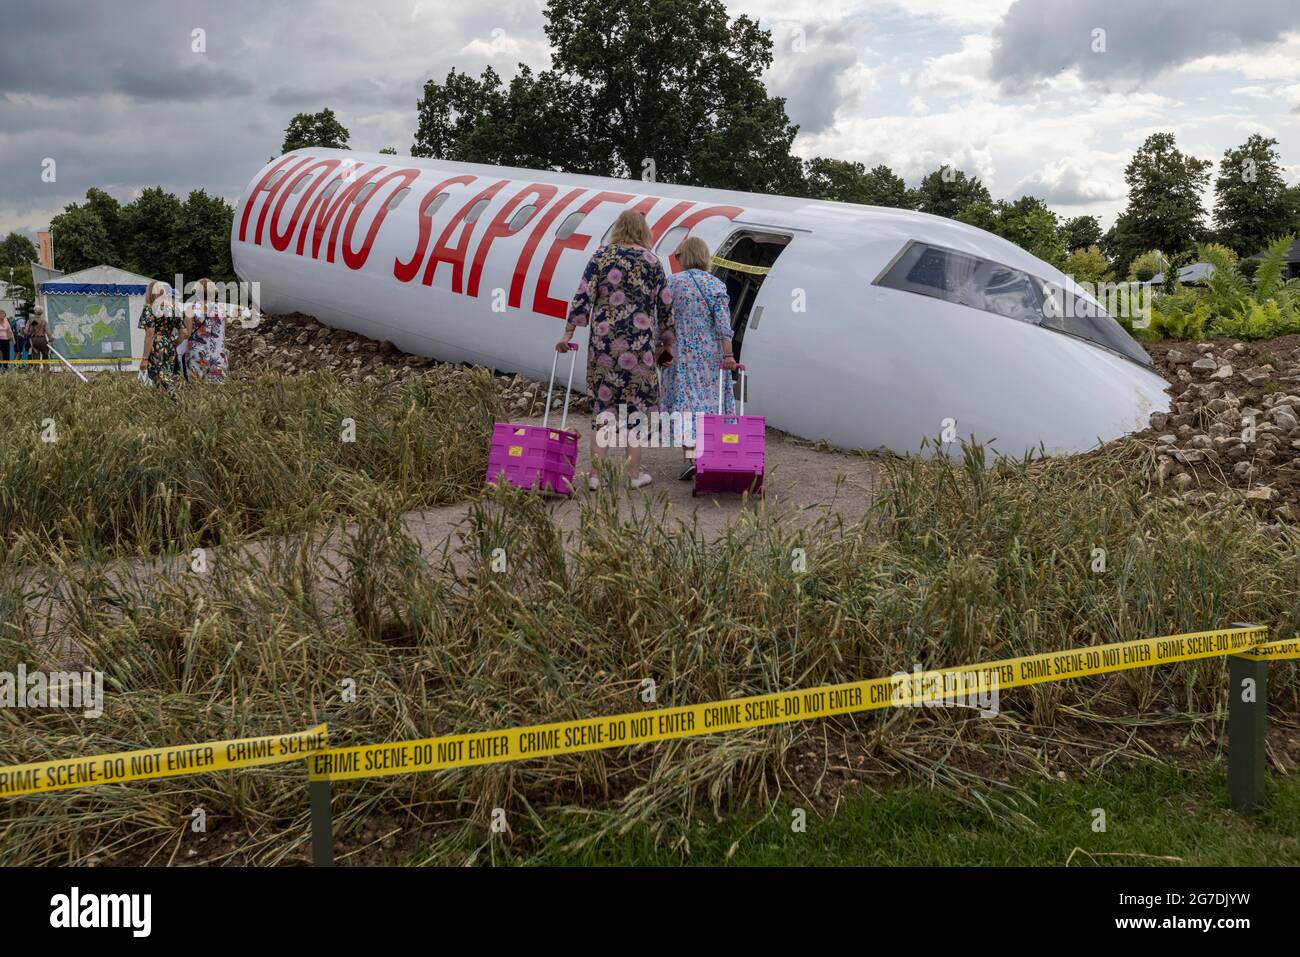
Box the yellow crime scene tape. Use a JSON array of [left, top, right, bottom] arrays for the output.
[[308, 625, 1286, 784], [0, 724, 328, 799], [0, 358, 145, 365], [710, 256, 772, 276], [1240, 637, 1300, 660]]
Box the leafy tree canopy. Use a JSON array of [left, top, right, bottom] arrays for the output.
[[1061, 214, 1102, 253], [1213, 134, 1293, 257], [412, 0, 803, 194], [803, 159, 914, 209], [1111, 132, 1211, 272], [281, 108, 351, 153], [914, 166, 991, 219]]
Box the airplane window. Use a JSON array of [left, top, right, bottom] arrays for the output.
[[421, 193, 450, 219], [387, 187, 411, 212], [876, 241, 1152, 366], [508, 204, 537, 233], [1039, 286, 1152, 366], [465, 198, 490, 223], [656, 225, 689, 258], [265, 171, 285, 189], [352, 183, 378, 205], [290, 175, 309, 195], [556, 211, 585, 240], [320, 180, 342, 200], [601, 222, 615, 245]]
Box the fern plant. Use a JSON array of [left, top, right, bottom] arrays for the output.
[[1198, 242, 1251, 319]]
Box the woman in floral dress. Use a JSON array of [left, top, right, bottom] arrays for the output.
[[187, 279, 229, 383], [138, 281, 190, 397], [660, 237, 736, 480], [556, 210, 676, 490]]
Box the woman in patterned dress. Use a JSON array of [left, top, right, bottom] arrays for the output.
[[138, 281, 190, 397], [660, 237, 735, 480], [187, 278, 229, 383], [556, 210, 676, 490]]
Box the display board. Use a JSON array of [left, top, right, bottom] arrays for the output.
[[46, 293, 133, 360]]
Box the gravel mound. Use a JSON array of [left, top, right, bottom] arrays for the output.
[[1141, 336, 1300, 521], [226, 312, 589, 419]]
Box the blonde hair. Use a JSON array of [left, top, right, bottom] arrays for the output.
[[675, 236, 711, 271], [609, 210, 651, 248]]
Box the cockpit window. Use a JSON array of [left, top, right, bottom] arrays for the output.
[[875, 241, 1151, 367], [877, 243, 1044, 323]]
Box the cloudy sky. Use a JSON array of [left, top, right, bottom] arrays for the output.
[[1, 0, 1298, 242]]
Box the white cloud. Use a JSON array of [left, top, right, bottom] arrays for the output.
[[910, 34, 995, 99], [1011, 155, 1127, 206]]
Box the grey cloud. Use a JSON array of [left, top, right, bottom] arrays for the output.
[[767, 23, 871, 135], [0, 0, 548, 235], [991, 0, 1296, 92]]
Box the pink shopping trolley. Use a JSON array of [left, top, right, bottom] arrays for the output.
[[485, 343, 581, 495], [693, 363, 765, 497]]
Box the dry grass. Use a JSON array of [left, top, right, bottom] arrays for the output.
[[0, 369, 499, 555], [2, 426, 1298, 864]]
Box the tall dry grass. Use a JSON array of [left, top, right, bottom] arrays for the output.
[[1, 439, 1297, 864], [0, 368, 499, 555]]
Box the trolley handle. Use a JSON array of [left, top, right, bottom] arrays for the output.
[[543, 342, 580, 430], [717, 363, 747, 416]]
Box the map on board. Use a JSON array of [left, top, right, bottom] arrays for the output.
[[48, 294, 132, 360]]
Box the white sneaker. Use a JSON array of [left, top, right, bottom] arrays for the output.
[[588, 475, 599, 491], [630, 472, 653, 489]]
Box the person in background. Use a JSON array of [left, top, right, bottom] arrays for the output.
[[139, 281, 190, 397], [25, 306, 51, 370], [187, 278, 228, 383], [556, 209, 675, 490], [0, 309, 12, 371], [660, 237, 736, 481], [13, 312, 27, 364]]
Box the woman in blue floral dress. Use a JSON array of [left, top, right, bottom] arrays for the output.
[[557, 210, 676, 490], [660, 237, 735, 480], [187, 279, 229, 383]]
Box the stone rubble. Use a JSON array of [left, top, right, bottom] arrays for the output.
[[1143, 337, 1300, 522], [226, 312, 590, 419]]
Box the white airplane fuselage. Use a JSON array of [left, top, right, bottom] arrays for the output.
[[231, 149, 1169, 457]]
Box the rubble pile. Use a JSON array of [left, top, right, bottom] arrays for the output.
[[1142, 337, 1300, 521], [226, 312, 588, 418]]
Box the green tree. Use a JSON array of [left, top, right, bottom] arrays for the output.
[[84, 188, 124, 262], [49, 202, 116, 274], [412, 0, 803, 194], [281, 108, 350, 153], [804, 159, 913, 208], [0, 232, 38, 269], [378, 147, 398, 155], [1060, 214, 1102, 252], [1213, 134, 1292, 257], [1126, 249, 1167, 282], [954, 195, 1064, 266], [120, 187, 186, 280], [1062, 245, 1110, 285], [914, 166, 991, 218], [179, 189, 235, 282], [1111, 132, 1211, 271]]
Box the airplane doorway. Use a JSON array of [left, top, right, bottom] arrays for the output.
[[709, 229, 791, 360]]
